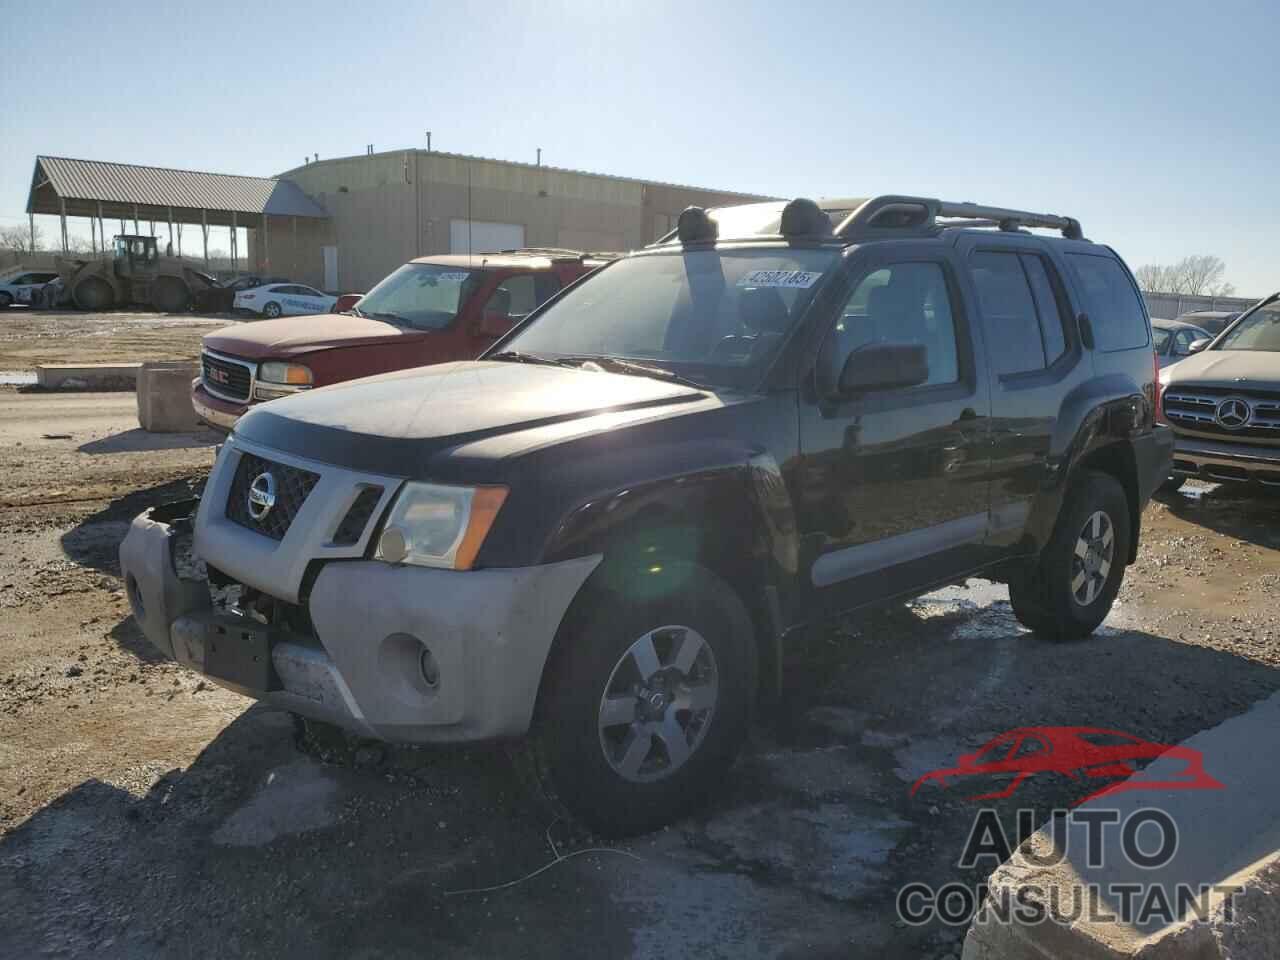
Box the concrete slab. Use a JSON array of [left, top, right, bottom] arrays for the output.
[[964, 692, 1280, 959], [35, 363, 141, 390], [136, 361, 201, 432]]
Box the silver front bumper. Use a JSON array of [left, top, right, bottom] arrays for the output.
[[1169, 434, 1280, 486], [119, 503, 601, 743]]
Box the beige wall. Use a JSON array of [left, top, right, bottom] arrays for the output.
[[253, 151, 769, 293]]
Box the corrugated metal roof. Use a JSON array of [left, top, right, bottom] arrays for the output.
[[31, 156, 328, 218]]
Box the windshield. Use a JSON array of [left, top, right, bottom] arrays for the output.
[[500, 247, 839, 388], [1216, 301, 1280, 352], [355, 263, 481, 330]]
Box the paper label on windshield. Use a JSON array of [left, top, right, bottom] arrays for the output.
[[437, 272, 470, 281], [737, 270, 822, 289]]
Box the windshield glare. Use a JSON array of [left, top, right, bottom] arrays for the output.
[[501, 248, 839, 387], [356, 263, 480, 330], [1217, 302, 1280, 352]]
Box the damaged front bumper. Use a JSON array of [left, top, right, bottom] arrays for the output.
[[118, 500, 600, 743]]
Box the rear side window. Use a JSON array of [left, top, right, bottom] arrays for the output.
[[969, 251, 1068, 376], [1067, 253, 1149, 351]]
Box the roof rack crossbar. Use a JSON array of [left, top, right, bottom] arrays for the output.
[[835, 196, 1083, 241]]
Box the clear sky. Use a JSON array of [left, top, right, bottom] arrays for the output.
[[1, 0, 1275, 294]]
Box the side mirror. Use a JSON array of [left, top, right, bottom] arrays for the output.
[[1188, 338, 1211, 354], [478, 307, 511, 338], [838, 342, 929, 395]]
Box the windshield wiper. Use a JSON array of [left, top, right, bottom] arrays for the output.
[[364, 310, 409, 325], [562, 355, 707, 389], [489, 350, 577, 368]]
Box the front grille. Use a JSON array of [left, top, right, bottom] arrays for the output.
[[202, 352, 253, 402], [332, 486, 383, 545], [1163, 387, 1280, 441], [225, 453, 320, 540]]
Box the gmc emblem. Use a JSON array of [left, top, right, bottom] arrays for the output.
[[208, 367, 229, 385]]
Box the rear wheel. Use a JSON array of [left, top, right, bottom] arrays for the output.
[[73, 276, 114, 310], [152, 276, 190, 313], [1009, 471, 1130, 642], [526, 564, 756, 836], [263, 301, 282, 319]]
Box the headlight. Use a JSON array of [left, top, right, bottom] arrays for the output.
[[258, 362, 313, 386], [375, 483, 508, 570]]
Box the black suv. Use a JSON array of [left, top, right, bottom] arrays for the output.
[[120, 194, 1172, 834]]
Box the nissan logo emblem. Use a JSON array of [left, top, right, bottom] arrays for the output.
[[1214, 397, 1251, 431], [248, 472, 277, 521]]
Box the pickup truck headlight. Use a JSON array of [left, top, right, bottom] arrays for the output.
[[258, 362, 313, 386], [375, 483, 508, 570]]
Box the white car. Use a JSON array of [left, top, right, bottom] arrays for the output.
[[233, 283, 337, 318], [0, 270, 59, 308]]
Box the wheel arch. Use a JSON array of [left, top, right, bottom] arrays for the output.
[[535, 457, 798, 708]]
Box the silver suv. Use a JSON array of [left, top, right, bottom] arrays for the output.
[[1159, 292, 1280, 490]]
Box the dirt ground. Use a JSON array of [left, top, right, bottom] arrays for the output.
[[0, 385, 1277, 959], [0, 307, 233, 370]]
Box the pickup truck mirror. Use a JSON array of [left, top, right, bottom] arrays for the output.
[[478, 307, 511, 338], [838, 342, 930, 395], [1188, 338, 1211, 354]]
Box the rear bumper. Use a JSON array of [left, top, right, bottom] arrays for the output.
[[1169, 434, 1280, 487], [1134, 425, 1176, 503], [118, 502, 601, 743], [191, 381, 249, 433]]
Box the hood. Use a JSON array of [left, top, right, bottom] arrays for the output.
[[233, 360, 710, 476], [1161, 350, 1279, 390], [202, 313, 417, 360]]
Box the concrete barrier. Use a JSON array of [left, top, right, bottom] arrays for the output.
[[35, 363, 141, 390], [963, 692, 1280, 960], [136, 361, 202, 433]]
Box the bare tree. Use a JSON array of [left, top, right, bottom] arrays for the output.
[[0, 224, 45, 255], [1133, 255, 1235, 296]]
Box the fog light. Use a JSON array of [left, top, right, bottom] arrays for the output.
[[419, 646, 440, 689], [378, 525, 408, 563]]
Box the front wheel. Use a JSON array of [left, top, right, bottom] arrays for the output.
[[262, 301, 282, 319], [527, 565, 756, 836], [1009, 471, 1131, 643]]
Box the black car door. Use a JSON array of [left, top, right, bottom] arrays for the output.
[[793, 244, 992, 615], [955, 236, 1091, 549]]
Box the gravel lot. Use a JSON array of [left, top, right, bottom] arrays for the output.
[[0, 307, 234, 371], [0, 377, 1277, 959]]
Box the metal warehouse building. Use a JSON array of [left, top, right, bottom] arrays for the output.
[[26, 149, 768, 293], [259, 149, 768, 292]]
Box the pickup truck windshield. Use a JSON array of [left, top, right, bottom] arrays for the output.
[[356, 264, 480, 330], [501, 248, 839, 388], [1216, 302, 1280, 352]]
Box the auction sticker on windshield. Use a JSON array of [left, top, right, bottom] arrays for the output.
[[737, 270, 823, 289], [437, 272, 470, 282]]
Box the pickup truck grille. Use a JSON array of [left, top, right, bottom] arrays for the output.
[[225, 453, 320, 540], [1163, 387, 1280, 441], [202, 351, 254, 402]]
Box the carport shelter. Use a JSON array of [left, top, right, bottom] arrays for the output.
[[25, 155, 329, 276]]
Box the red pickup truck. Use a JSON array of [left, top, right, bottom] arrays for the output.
[[192, 249, 610, 431]]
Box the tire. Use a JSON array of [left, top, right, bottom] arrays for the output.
[[0, 292, 12, 309], [151, 276, 190, 313], [526, 564, 756, 836], [263, 301, 282, 319], [73, 276, 114, 310], [1009, 470, 1131, 643], [1157, 475, 1186, 494]]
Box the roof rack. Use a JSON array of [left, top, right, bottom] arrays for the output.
[[499, 246, 600, 260], [834, 196, 1084, 241]]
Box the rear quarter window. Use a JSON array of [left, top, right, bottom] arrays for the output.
[[1066, 253, 1149, 351]]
